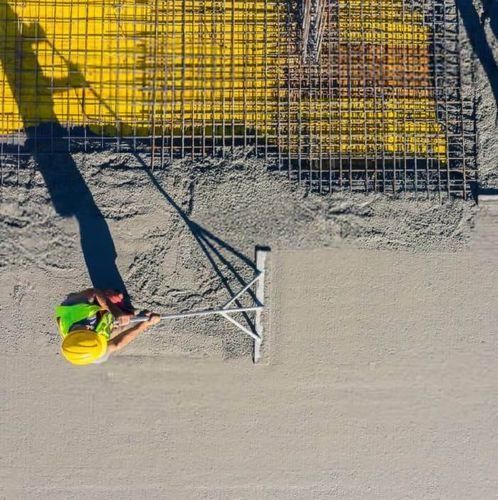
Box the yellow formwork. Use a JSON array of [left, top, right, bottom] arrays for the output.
[[337, 0, 430, 45], [296, 99, 447, 156], [1, 1, 139, 129], [282, 0, 447, 157], [0, 0, 447, 159], [0, 0, 281, 135]]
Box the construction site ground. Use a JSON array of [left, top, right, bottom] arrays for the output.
[[1, 0, 498, 497]]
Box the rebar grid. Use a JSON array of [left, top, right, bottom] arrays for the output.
[[285, 0, 476, 196], [0, 0, 475, 196]]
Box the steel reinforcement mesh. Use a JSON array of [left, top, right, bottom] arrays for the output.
[[0, 0, 475, 196]]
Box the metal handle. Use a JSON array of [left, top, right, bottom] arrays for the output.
[[127, 305, 263, 324]]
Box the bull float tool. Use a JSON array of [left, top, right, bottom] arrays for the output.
[[126, 247, 269, 363]]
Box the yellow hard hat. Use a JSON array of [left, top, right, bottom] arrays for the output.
[[61, 330, 107, 366]]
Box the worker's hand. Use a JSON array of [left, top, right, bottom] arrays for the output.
[[145, 313, 161, 327], [117, 315, 131, 327]]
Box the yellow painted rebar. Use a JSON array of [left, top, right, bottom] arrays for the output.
[[0, 0, 446, 158]]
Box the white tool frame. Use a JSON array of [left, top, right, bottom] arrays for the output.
[[129, 247, 268, 362]]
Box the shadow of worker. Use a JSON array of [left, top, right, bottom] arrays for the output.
[[0, 0, 127, 295], [456, 0, 498, 122], [481, 0, 498, 41]]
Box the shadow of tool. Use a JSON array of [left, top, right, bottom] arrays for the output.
[[456, 0, 498, 120], [0, 0, 127, 295], [132, 154, 258, 332], [481, 0, 498, 40], [469, 180, 498, 202]]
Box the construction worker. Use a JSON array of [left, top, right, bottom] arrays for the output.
[[55, 288, 160, 365]]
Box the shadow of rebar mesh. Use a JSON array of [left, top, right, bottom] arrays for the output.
[[0, 0, 475, 197]]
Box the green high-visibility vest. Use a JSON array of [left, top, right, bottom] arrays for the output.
[[55, 303, 114, 340]]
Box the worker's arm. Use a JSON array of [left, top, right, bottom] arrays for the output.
[[65, 288, 97, 302], [74, 288, 131, 323], [107, 314, 161, 354], [67, 288, 109, 308], [93, 289, 112, 311]]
